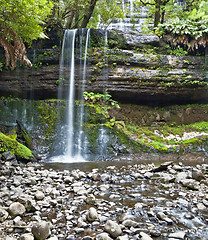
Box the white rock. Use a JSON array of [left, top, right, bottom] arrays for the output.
[[19, 233, 34, 240], [104, 220, 122, 238], [140, 232, 153, 240], [87, 207, 99, 222], [169, 231, 186, 239], [0, 207, 9, 222], [35, 191, 45, 200], [117, 235, 129, 240], [96, 233, 113, 240], [9, 202, 26, 216]]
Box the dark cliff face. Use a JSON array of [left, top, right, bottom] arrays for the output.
[[0, 29, 207, 104]]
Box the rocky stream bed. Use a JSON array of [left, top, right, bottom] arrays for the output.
[[1, 157, 208, 240]]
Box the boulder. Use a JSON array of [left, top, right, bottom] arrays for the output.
[[9, 202, 26, 216], [32, 221, 51, 240], [87, 207, 99, 222], [96, 233, 113, 240], [104, 220, 122, 238]]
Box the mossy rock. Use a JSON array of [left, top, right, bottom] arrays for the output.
[[0, 132, 34, 161]]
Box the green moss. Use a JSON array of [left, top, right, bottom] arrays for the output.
[[116, 120, 208, 152], [0, 132, 34, 160]]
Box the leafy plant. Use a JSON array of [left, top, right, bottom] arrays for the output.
[[84, 91, 120, 126], [168, 47, 188, 56], [0, 62, 3, 71], [156, 18, 208, 52]]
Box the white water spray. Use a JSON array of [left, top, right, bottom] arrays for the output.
[[51, 29, 91, 163]]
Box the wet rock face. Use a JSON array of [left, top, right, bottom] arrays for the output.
[[0, 30, 207, 104], [1, 159, 208, 240]]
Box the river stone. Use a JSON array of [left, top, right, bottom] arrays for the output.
[[176, 172, 188, 183], [35, 191, 45, 200], [169, 231, 186, 239], [0, 207, 9, 222], [192, 170, 205, 181], [2, 151, 16, 161], [144, 172, 153, 179], [9, 202, 26, 216], [140, 232, 153, 240], [152, 161, 173, 172], [181, 179, 199, 190], [87, 207, 99, 222], [117, 235, 129, 240], [32, 221, 51, 240], [122, 219, 138, 227], [96, 233, 113, 240], [64, 176, 74, 183], [47, 237, 58, 240], [157, 212, 173, 224], [19, 233, 34, 240], [104, 220, 122, 238]]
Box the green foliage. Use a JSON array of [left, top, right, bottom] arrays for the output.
[[0, 132, 34, 160], [117, 119, 208, 152], [168, 47, 188, 56], [37, 101, 59, 138], [88, 0, 124, 28], [156, 18, 208, 52], [157, 18, 208, 40], [0, 62, 3, 71], [155, 0, 208, 52], [0, 0, 53, 44], [84, 91, 120, 110], [189, 121, 208, 131], [84, 91, 120, 126]]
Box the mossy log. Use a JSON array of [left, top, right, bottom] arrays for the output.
[[0, 132, 34, 161]]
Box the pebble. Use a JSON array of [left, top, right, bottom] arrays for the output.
[[104, 220, 122, 238], [19, 233, 34, 240], [140, 232, 153, 240], [0, 160, 208, 240], [96, 233, 113, 240], [87, 207, 99, 222], [9, 202, 26, 216], [32, 221, 51, 240], [169, 231, 186, 239]]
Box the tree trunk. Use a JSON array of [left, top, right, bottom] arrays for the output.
[[154, 0, 161, 27], [65, 11, 74, 29], [80, 0, 98, 28]]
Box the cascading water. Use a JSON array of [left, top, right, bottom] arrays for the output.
[[51, 29, 91, 162], [77, 29, 90, 158], [109, 0, 147, 32]]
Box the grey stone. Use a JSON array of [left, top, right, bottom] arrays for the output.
[[140, 232, 153, 240], [96, 233, 113, 240], [35, 191, 45, 200], [19, 233, 34, 240], [32, 221, 51, 240], [2, 151, 16, 161], [169, 231, 186, 239], [9, 202, 26, 216], [176, 172, 188, 183], [192, 170, 205, 181], [122, 219, 138, 227], [144, 172, 153, 179], [0, 207, 9, 222], [157, 212, 173, 224], [181, 179, 199, 190], [87, 207, 99, 222], [104, 220, 122, 238], [117, 235, 129, 240]]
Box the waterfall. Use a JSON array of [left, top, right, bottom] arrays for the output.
[[77, 29, 90, 158], [66, 29, 77, 158], [108, 0, 147, 32], [51, 29, 90, 162]]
